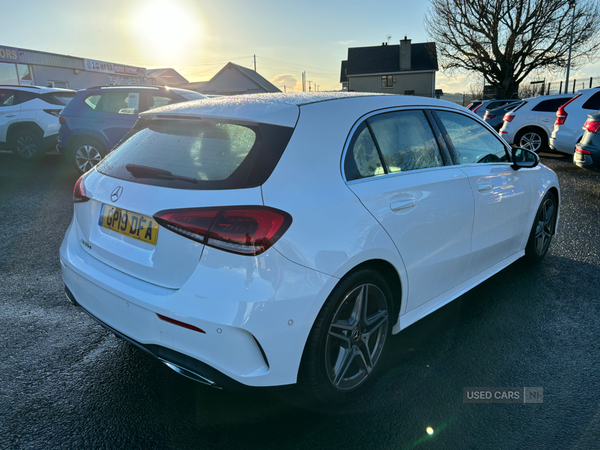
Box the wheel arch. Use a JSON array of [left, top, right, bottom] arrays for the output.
[[516, 125, 548, 141], [7, 122, 44, 140], [67, 132, 108, 150]]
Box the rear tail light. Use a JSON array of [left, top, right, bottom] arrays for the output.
[[483, 113, 495, 120], [472, 104, 483, 113], [43, 109, 62, 117], [576, 147, 592, 155], [59, 115, 66, 125], [154, 206, 292, 256], [73, 175, 89, 203], [555, 94, 581, 126], [503, 114, 515, 122], [583, 119, 600, 134]]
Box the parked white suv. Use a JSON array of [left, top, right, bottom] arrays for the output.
[[0, 85, 76, 160], [499, 94, 575, 152], [550, 88, 600, 154]]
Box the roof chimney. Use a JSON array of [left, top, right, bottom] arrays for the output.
[[400, 36, 411, 71]]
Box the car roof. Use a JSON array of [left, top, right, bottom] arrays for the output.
[[0, 85, 75, 94], [522, 94, 575, 103], [140, 92, 468, 127]]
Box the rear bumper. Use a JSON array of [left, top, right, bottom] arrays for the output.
[[574, 144, 600, 171], [59, 217, 333, 388], [42, 133, 58, 152], [549, 131, 577, 154], [65, 285, 247, 390]]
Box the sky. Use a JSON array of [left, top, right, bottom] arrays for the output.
[[3, 0, 600, 94]]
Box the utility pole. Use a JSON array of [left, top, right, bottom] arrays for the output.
[[565, 1, 576, 93], [254, 55, 256, 71]]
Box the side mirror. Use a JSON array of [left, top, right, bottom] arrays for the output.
[[511, 148, 539, 171]]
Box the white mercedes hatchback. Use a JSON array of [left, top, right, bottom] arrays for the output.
[[60, 93, 560, 402]]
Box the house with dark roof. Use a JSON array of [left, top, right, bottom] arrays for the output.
[[340, 38, 438, 97], [197, 62, 281, 96], [146, 68, 189, 85]]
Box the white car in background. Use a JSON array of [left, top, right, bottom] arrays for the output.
[[550, 88, 600, 154], [0, 85, 76, 160], [60, 93, 560, 402], [499, 94, 575, 152]]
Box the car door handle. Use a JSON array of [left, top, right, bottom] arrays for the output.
[[478, 183, 493, 192], [6, 114, 16, 118], [93, 120, 105, 123], [390, 199, 417, 212]]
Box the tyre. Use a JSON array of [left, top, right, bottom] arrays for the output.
[[299, 269, 393, 403], [69, 137, 107, 174], [525, 191, 557, 263], [516, 128, 547, 153], [11, 129, 43, 161]]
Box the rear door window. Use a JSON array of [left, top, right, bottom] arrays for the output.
[[90, 91, 141, 115], [368, 110, 443, 173]]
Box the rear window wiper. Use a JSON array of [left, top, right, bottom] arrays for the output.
[[125, 164, 198, 184]]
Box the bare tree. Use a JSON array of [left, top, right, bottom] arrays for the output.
[[425, 0, 600, 98]]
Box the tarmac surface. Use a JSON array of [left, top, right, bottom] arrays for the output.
[[1, 150, 599, 449]]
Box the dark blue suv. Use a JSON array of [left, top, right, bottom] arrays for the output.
[[58, 86, 206, 173]]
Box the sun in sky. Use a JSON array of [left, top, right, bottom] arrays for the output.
[[130, 0, 203, 65]]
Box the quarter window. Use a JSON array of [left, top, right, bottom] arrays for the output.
[[0, 89, 15, 106], [148, 95, 175, 110], [344, 122, 384, 181], [582, 92, 600, 110], [436, 111, 508, 164]]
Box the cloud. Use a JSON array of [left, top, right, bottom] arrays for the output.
[[338, 40, 355, 46], [271, 74, 299, 91]]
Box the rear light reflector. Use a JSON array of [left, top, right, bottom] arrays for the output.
[[555, 94, 581, 126], [157, 314, 206, 334], [59, 115, 66, 125], [154, 206, 292, 256], [583, 120, 600, 134], [484, 114, 495, 120], [576, 147, 592, 155], [73, 175, 89, 203], [503, 114, 515, 123]]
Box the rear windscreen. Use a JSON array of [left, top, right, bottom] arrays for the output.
[[40, 92, 76, 106], [96, 118, 294, 190]]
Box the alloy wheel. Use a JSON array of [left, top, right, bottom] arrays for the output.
[[325, 283, 389, 391], [519, 132, 542, 152], [75, 145, 103, 172], [534, 196, 555, 256], [16, 135, 38, 158]]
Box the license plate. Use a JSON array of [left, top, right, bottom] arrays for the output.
[[98, 204, 159, 245]]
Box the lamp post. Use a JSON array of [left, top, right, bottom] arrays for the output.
[[565, 0, 576, 94]]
